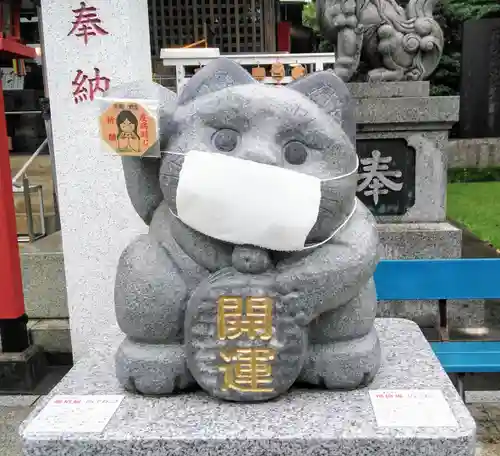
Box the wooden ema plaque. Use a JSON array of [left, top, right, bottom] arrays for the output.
[[291, 65, 307, 80], [252, 66, 266, 81], [271, 62, 285, 82], [99, 101, 157, 157]]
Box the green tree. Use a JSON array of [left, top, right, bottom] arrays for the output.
[[302, 1, 319, 33], [429, 1, 463, 96], [446, 0, 500, 20], [430, 0, 500, 95]]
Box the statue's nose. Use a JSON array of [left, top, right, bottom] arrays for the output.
[[235, 145, 278, 166]]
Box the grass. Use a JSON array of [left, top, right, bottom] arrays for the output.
[[447, 182, 500, 249]]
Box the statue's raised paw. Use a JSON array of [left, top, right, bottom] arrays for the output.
[[184, 269, 307, 402]]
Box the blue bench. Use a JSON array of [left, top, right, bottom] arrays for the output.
[[374, 258, 500, 401]]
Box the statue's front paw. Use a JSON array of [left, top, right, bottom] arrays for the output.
[[275, 267, 334, 324], [299, 327, 381, 389], [332, 13, 347, 28], [278, 292, 315, 326], [368, 67, 405, 82], [115, 338, 195, 395], [334, 65, 353, 81]]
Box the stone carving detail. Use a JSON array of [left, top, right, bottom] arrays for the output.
[[358, 150, 403, 206], [317, 0, 444, 81], [356, 138, 416, 216], [107, 58, 381, 402]]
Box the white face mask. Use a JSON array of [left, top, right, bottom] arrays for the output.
[[168, 150, 358, 252]]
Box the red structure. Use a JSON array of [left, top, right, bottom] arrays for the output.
[[0, 0, 36, 352], [277, 21, 292, 53]]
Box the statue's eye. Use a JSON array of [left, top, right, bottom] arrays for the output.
[[284, 141, 308, 165], [212, 129, 239, 152]]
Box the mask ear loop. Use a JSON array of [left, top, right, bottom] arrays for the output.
[[162, 151, 186, 157], [164, 150, 360, 251], [296, 154, 360, 251], [300, 198, 358, 251], [321, 154, 360, 182]]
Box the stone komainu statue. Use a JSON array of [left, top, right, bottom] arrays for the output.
[[107, 58, 381, 403], [317, 0, 444, 81]]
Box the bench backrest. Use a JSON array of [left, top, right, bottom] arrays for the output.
[[374, 259, 500, 300]]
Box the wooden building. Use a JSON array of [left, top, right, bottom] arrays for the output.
[[148, 0, 279, 57]]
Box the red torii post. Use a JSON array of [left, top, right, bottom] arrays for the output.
[[0, 0, 36, 352]]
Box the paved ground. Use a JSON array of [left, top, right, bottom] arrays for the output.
[[0, 366, 69, 455], [471, 403, 500, 455], [454, 226, 500, 455], [0, 397, 40, 456]]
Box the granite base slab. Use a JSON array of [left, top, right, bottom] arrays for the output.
[[20, 319, 475, 456]]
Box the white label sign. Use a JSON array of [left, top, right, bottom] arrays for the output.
[[24, 395, 124, 435], [369, 390, 458, 428]]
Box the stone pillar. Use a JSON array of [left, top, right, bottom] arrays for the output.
[[348, 82, 463, 329], [459, 18, 500, 139], [40, 0, 151, 360]]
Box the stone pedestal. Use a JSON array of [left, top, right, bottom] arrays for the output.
[[349, 82, 465, 327], [377, 223, 466, 328], [460, 18, 500, 139], [20, 319, 475, 456], [0, 346, 46, 392]]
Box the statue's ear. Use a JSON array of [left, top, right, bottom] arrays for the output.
[[104, 81, 176, 225], [288, 71, 356, 146], [178, 57, 257, 105]]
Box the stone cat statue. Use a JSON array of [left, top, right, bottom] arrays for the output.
[[107, 58, 381, 402]]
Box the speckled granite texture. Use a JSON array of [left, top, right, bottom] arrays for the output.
[[358, 126, 454, 224], [377, 223, 465, 328], [111, 59, 381, 401], [355, 96, 459, 127], [353, 82, 464, 327], [40, 0, 151, 361], [20, 319, 476, 456], [352, 83, 458, 225], [348, 81, 430, 99]]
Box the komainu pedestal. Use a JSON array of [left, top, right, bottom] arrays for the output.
[[110, 58, 381, 402], [348, 81, 464, 328]]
